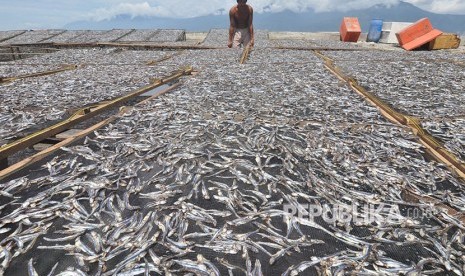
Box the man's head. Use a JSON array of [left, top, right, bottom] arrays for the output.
[[237, 0, 247, 6]]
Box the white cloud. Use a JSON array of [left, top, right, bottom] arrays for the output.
[[408, 0, 465, 14], [87, 0, 405, 21], [1, 0, 465, 30], [88, 0, 465, 22], [88, 2, 170, 21], [87, 0, 230, 20], [250, 0, 400, 13]]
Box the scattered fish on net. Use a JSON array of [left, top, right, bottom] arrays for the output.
[[40, 30, 92, 44], [90, 30, 134, 43], [248, 49, 321, 63], [1, 30, 65, 45], [201, 29, 271, 48], [0, 49, 177, 141], [1, 44, 464, 276], [326, 50, 465, 164], [267, 39, 320, 48], [423, 119, 465, 161], [146, 30, 186, 43], [312, 39, 363, 50], [0, 31, 27, 44], [0, 64, 66, 78], [115, 30, 162, 43]]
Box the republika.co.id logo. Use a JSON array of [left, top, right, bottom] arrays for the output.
[[283, 203, 434, 225]]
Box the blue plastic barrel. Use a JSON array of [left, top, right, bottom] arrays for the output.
[[366, 19, 383, 43]]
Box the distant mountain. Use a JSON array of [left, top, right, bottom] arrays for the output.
[[65, 1, 465, 34]]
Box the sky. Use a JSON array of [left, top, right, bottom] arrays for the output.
[[1, 0, 465, 30]]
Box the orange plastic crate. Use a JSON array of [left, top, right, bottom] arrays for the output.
[[395, 18, 442, 50], [340, 17, 361, 42]]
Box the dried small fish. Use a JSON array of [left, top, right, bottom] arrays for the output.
[[1, 31, 464, 276]]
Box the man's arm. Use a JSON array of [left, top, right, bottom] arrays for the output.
[[248, 6, 254, 47], [228, 8, 236, 48]]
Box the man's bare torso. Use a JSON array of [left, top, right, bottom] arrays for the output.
[[230, 5, 251, 29], [228, 1, 254, 48]]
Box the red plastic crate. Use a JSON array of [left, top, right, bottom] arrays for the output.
[[340, 17, 361, 42]]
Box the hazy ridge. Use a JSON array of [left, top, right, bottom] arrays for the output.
[[65, 2, 465, 34]]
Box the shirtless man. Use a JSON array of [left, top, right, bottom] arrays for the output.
[[228, 0, 254, 48]]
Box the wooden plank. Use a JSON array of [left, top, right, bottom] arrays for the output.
[[428, 33, 461, 50], [240, 45, 252, 64]]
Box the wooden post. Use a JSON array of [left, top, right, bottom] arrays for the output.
[[10, 47, 16, 61]]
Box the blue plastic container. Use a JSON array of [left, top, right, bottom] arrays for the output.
[[366, 19, 383, 43]]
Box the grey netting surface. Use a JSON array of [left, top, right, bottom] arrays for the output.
[[1, 49, 464, 275]]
